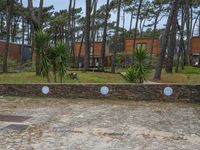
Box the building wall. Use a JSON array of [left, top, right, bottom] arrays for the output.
[[125, 38, 159, 56], [74, 42, 110, 57], [0, 41, 21, 60], [74, 42, 111, 67], [191, 37, 200, 54], [74, 42, 85, 57], [0, 41, 31, 61]]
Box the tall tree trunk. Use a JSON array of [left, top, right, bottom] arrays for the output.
[[190, 7, 193, 35], [84, 0, 91, 70], [176, 39, 181, 73], [28, 0, 43, 76], [77, 31, 85, 68], [111, 0, 121, 73], [139, 19, 143, 37], [132, 0, 143, 61], [140, 19, 146, 37], [20, 0, 25, 66], [71, 0, 76, 66], [38, 0, 43, 27], [28, 0, 40, 29], [3, 0, 13, 73], [0, 15, 4, 40], [91, 0, 98, 68], [129, 11, 133, 34], [185, 0, 191, 66], [101, 0, 110, 71], [67, 0, 72, 45], [150, 14, 159, 64], [122, 9, 126, 54], [11, 18, 17, 42], [27, 21, 31, 45], [21, 19, 25, 63], [165, 4, 178, 73], [154, 0, 179, 80], [95, 30, 97, 41], [176, 6, 185, 73], [12, 17, 20, 43]]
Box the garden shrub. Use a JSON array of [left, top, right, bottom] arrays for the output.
[[124, 46, 149, 83]]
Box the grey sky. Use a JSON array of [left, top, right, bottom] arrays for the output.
[[22, 0, 166, 30]]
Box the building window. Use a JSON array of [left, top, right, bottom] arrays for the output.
[[136, 43, 147, 49], [90, 46, 93, 56]]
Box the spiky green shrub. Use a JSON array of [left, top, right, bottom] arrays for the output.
[[124, 67, 138, 83], [35, 30, 51, 82], [116, 53, 125, 67], [125, 46, 149, 83], [47, 47, 58, 82], [134, 46, 149, 83], [55, 41, 69, 83]]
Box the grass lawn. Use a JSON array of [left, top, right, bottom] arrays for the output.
[[0, 71, 127, 83], [149, 66, 200, 84], [0, 66, 199, 84]]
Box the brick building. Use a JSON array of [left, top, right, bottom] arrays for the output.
[[74, 42, 111, 67], [0, 40, 31, 63], [124, 37, 159, 65], [191, 36, 200, 66], [191, 36, 200, 54]]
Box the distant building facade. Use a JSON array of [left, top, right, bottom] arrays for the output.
[[191, 36, 200, 66], [0, 40, 32, 63], [124, 37, 159, 65], [74, 42, 111, 67], [191, 36, 200, 54]]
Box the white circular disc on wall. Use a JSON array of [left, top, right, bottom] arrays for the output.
[[164, 87, 173, 96], [42, 86, 49, 95], [100, 86, 109, 95]]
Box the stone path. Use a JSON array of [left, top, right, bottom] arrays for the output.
[[0, 97, 200, 150]]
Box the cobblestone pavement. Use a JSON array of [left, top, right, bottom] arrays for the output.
[[0, 97, 200, 150]]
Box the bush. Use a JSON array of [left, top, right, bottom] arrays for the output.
[[54, 41, 69, 83], [116, 53, 125, 67], [35, 30, 51, 82], [35, 30, 70, 83], [124, 46, 149, 83], [124, 67, 138, 83]]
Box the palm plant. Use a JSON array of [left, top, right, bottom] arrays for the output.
[[124, 67, 138, 83], [48, 47, 57, 82], [55, 41, 69, 83], [125, 46, 149, 83], [35, 30, 51, 82], [134, 46, 149, 83]]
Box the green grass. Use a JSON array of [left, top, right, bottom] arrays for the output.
[[0, 71, 127, 84], [0, 66, 199, 84], [149, 67, 200, 84], [179, 66, 200, 74]]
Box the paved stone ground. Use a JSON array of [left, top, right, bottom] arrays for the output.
[[0, 97, 200, 150]]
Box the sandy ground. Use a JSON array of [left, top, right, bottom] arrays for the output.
[[0, 97, 200, 150]]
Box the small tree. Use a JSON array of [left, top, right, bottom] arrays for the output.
[[124, 67, 138, 83], [125, 46, 149, 83], [35, 30, 51, 82], [48, 47, 57, 82], [55, 41, 69, 83]]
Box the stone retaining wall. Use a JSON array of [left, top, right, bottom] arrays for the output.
[[0, 84, 199, 102]]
